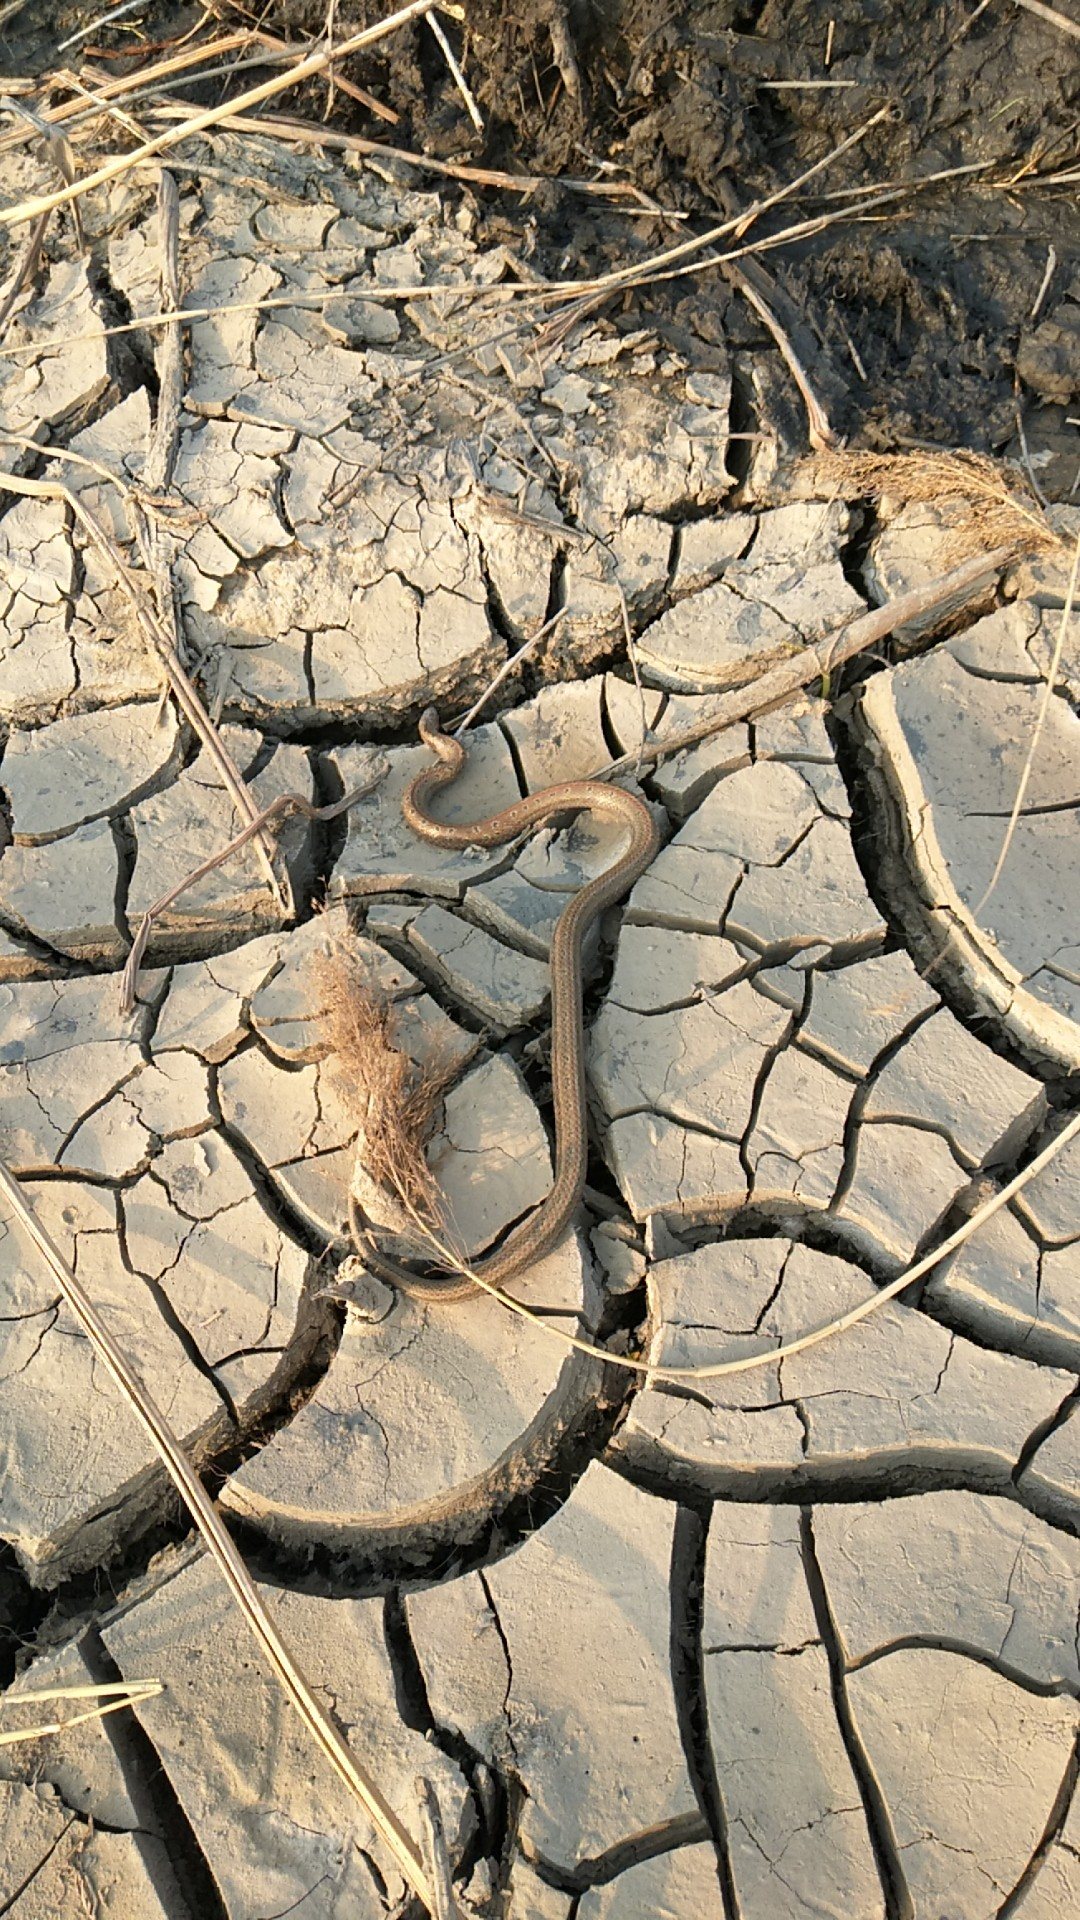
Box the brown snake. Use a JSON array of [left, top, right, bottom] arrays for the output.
[[348, 706, 660, 1302]]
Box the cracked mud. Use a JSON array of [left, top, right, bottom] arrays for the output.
[[1, 87, 1080, 1920]]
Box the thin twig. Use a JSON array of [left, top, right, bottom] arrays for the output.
[[0, 1161, 435, 1910], [594, 544, 1020, 781], [0, 177, 963, 364], [452, 610, 568, 735], [1030, 244, 1057, 320], [1014, 388, 1052, 510], [132, 173, 213, 806], [974, 527, 1080, 914], [0, 426, 154, 495], [150, 100, 894, 328], [612, 571, 648, 776], [131, 99, 677, 198], [324, 0, 338, 118], [120, 765, 387, 1012], [57, 0, 152, 51], [1, 1681, 162, 1705], [726, 262, 837, 449], [427, 12, 483, 133], [0, 278, 522, 363], [564, 103, 892, 300], [0, 1682, 163, 1748]]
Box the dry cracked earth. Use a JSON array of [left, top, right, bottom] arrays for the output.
[[2, 132, 1080, 1920]]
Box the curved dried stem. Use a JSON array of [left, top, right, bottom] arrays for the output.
[[974, 527, 1080, 915], [363, 1114, 1080, 1386], [328, 951, 1080, 1383]]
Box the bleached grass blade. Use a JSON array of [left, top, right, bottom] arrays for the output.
[[0, 1681, 163, 1748], [345, 1053, 1080, 1385], [974, 527, 1080, 914], [1014, 0, 1080, 43], [597, 543, 1024, 781], [120, 767, 386, 1013]]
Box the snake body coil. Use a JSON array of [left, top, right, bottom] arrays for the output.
[[349, 706, 660, 1302]]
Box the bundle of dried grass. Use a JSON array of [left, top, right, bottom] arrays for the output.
[[315, 940, 452, 1234], [811, 447, 1060, 565]]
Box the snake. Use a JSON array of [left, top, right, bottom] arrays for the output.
[[348, 706, 660, 1302]]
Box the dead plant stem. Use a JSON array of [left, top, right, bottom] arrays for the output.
[[0, 1161, 435, 1910], [120, 767, 386, 1013], [1014, 0, 1080, 43], [974, 527, 1080, 913], [593, 545, 1020, 782], [0, 1, 451, 228]]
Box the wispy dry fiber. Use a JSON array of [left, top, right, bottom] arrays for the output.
[[811, 447, 1060, 565], [315, 940, 451, 1230]]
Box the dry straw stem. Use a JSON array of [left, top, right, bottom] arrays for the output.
[[723, 263, 836, 449], [0, 180, 921, 364], [1014, 0, 1080, 42], [1, 425, 145, 494], [426, 10, 483, 134], [0, 1160, 436, 1912], [451, 607, 568, 734], [1, 169, 974, 373], [0, 104, 898, 362], [597, 541, 1024, 782], [351, 1059, 1080, 1385], [0, 1681, 163, 1749], [0, 152, 990, 374], [551, 103, 891, 305], [974, 526, 1080, 915], [0, 33, 261, 155], [0, 0, 455, 229], [0, 30, 398, 145]]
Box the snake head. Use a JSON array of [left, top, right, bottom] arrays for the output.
[[418, 705, 442, 747]]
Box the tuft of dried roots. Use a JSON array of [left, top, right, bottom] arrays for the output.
[[314, 941, 453, 1232], [809, 447, 1061, 566]]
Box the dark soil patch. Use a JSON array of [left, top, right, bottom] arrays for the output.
[[4, 0, 1079, 491]]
